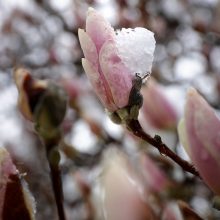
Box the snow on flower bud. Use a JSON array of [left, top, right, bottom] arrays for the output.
[[0, 147, 35, 219], [78, 8, 155, 122], [97, 148, 158, 220], [178, 88, 220, 195], [141, 79, 178, 130]]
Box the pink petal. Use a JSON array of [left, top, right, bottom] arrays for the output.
[[185, 88, 220, 195], [82, 58, 117, 111], [99, 40, 133, 108], [78, 29, 98, 70], [86, 8, 115, 53], [142, 79, 178, 129]]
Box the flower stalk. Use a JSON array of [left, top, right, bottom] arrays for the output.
[[14, 68, 67, 220], [126, 119, 200, 177], [46, 145, 66, 220]]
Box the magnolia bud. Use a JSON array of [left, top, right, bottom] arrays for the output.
[[178, 88, 220, 195], [33, 82, 67, 140], [78, 8, 155, 123], [14, 68, 67, 140], [141, 79, 178, 130]]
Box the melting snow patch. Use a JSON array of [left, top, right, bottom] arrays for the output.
[[115, 27, 156, 77]]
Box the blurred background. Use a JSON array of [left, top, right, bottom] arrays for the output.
[[0, 0, 220, 219]]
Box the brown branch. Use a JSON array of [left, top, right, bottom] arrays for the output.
[[45, 141, 66, 220], [127, 119, 200, 178], [47, 157, 66, 220]]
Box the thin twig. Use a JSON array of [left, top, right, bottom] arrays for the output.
[[45, 142, 66, 220], [127, 119, 200, 177], [47, 158, 66, 220]]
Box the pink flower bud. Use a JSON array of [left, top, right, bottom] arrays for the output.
[[78, 8, 155, 112], [178, 88, 220, 195], [97, 148, 158, 220], [0, 147, 35, 219], [141, 79, 178, 130], [61, 77, 82, 102]]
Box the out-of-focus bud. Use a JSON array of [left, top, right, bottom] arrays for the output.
[[0, 147, 35, 220], [97, 148, 158, 220], [78, 8, 155, 123], [141, 79, 178, 130], [162, 201, 202, 220], [140, 153, 170, 193], [178, 88, 220, 195], [61, 76, 82, 108], [14, 68, 67, 140]]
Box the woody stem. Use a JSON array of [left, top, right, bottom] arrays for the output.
[[126, 119, 200, 177]]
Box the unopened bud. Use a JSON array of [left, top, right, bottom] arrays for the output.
[[14, 68, 67, 140]]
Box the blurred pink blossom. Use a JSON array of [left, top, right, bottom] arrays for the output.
[[61, 76, 83, 104], [97, 148, 158, 220], [140, 153, 170, 193], [78, 8, 155, 112], [141, 79, 178, 130], [178, 88, 220, 195]]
